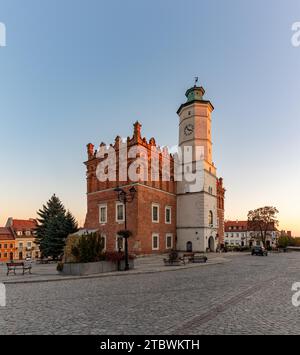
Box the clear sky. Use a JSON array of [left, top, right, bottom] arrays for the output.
[[0, 0, 299, 235]]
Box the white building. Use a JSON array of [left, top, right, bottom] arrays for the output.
[[224, 220, 279, 248]]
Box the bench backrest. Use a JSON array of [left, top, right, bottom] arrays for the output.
[[7, 263, 24, 267]]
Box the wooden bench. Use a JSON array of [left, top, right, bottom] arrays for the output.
[[6, 262, 32, 276]]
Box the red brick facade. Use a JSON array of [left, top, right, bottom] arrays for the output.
[[217, 178, 225, 247], [84, 120, 225, 255], [84, 122, 177, 255]]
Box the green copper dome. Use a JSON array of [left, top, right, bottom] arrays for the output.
[[185, 86, 205, 102], [177, 85, 214, 115]]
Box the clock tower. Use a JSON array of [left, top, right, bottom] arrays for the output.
[[176, 84, 218, 252]]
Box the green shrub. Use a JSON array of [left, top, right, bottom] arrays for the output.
[[71, 232, 105, 263], [168, 250, 179, 261], [57, 262, 64, 272]]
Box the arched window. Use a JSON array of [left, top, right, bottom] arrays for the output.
[[209, 211, 213, 226]]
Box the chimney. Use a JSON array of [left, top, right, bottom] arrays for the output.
[[87, 143, 95, 159], [133, 121, 142, 141]]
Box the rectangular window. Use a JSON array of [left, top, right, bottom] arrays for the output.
[[116, 203, 125, 223], [19, 243, 23, 248], [99, 204, 107, 224], [10, 244, 13, 249], [4, 244, 7, 249], [25, 231, 31, 236], [116, 236, 124, 251], [152, 204, 159, 223], [166, 234, 173, 249], [152, 234, 159, 250], [165, 206, 171, 224]]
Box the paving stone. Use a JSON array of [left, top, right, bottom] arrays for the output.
[[1, 252, 300, 334]]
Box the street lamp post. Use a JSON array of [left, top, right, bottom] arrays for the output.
[[114, 186, 136, 271]]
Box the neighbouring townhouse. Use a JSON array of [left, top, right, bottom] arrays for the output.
[[225, 220, 279, 248], [0, 228, 15, 262], [5, 218, 41, 260], [83, 84, 225, 254]]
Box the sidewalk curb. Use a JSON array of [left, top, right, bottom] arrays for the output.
[[2, 258, 231, 285]]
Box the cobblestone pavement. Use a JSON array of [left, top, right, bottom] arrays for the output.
[[0, 254, 229, 284], [1, 252, 300, 335]]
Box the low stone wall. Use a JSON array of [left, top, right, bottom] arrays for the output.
[[61, 260, 134, 276], [287, 247, 300, 252]]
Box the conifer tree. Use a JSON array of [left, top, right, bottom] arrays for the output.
[[36, 195, 78, 259]]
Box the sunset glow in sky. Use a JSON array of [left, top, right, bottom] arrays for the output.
[[0, 0, 299, 235]]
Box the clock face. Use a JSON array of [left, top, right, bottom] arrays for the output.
[[184, 124, 194, 136]]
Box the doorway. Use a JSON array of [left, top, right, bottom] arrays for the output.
[[186, 241, 193, 252], [208, 236, 215, 252]]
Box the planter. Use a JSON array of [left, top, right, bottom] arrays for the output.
[[119, 259, 135, 271], [163, 259, 181, 266], [60, 260, 134, 276]]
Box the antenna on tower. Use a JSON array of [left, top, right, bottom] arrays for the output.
[[194, 76, 199, 87]]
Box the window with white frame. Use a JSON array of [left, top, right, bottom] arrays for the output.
[[152, 234, 159, 250], [116, 202, 125, 223], [116, 235, 124, 251], [99, 204, 107, 224], [166, 234, 173, 249], [152, 204, 159, 223], [165, 206, 171, 224]]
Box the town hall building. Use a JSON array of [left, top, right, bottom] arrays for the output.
[[84, 84, 225, 254]]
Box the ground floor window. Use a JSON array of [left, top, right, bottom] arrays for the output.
[[152, 234, 159, 250], [166, 234, 173, 249], [116, 236, 125, 251]]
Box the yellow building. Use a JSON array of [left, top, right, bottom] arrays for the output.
[[5, 218, 41, 260]]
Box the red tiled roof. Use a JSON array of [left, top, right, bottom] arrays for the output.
[[12, 219, 37, 230], [225, 220, 278, 232], [225, 221, 248, 232], [0, 228, 14, 241]]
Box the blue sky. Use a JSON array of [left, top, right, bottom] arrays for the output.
[[0, 0, 299, 235]]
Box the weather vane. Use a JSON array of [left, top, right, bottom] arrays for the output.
[[194, 76, 199, 86]]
